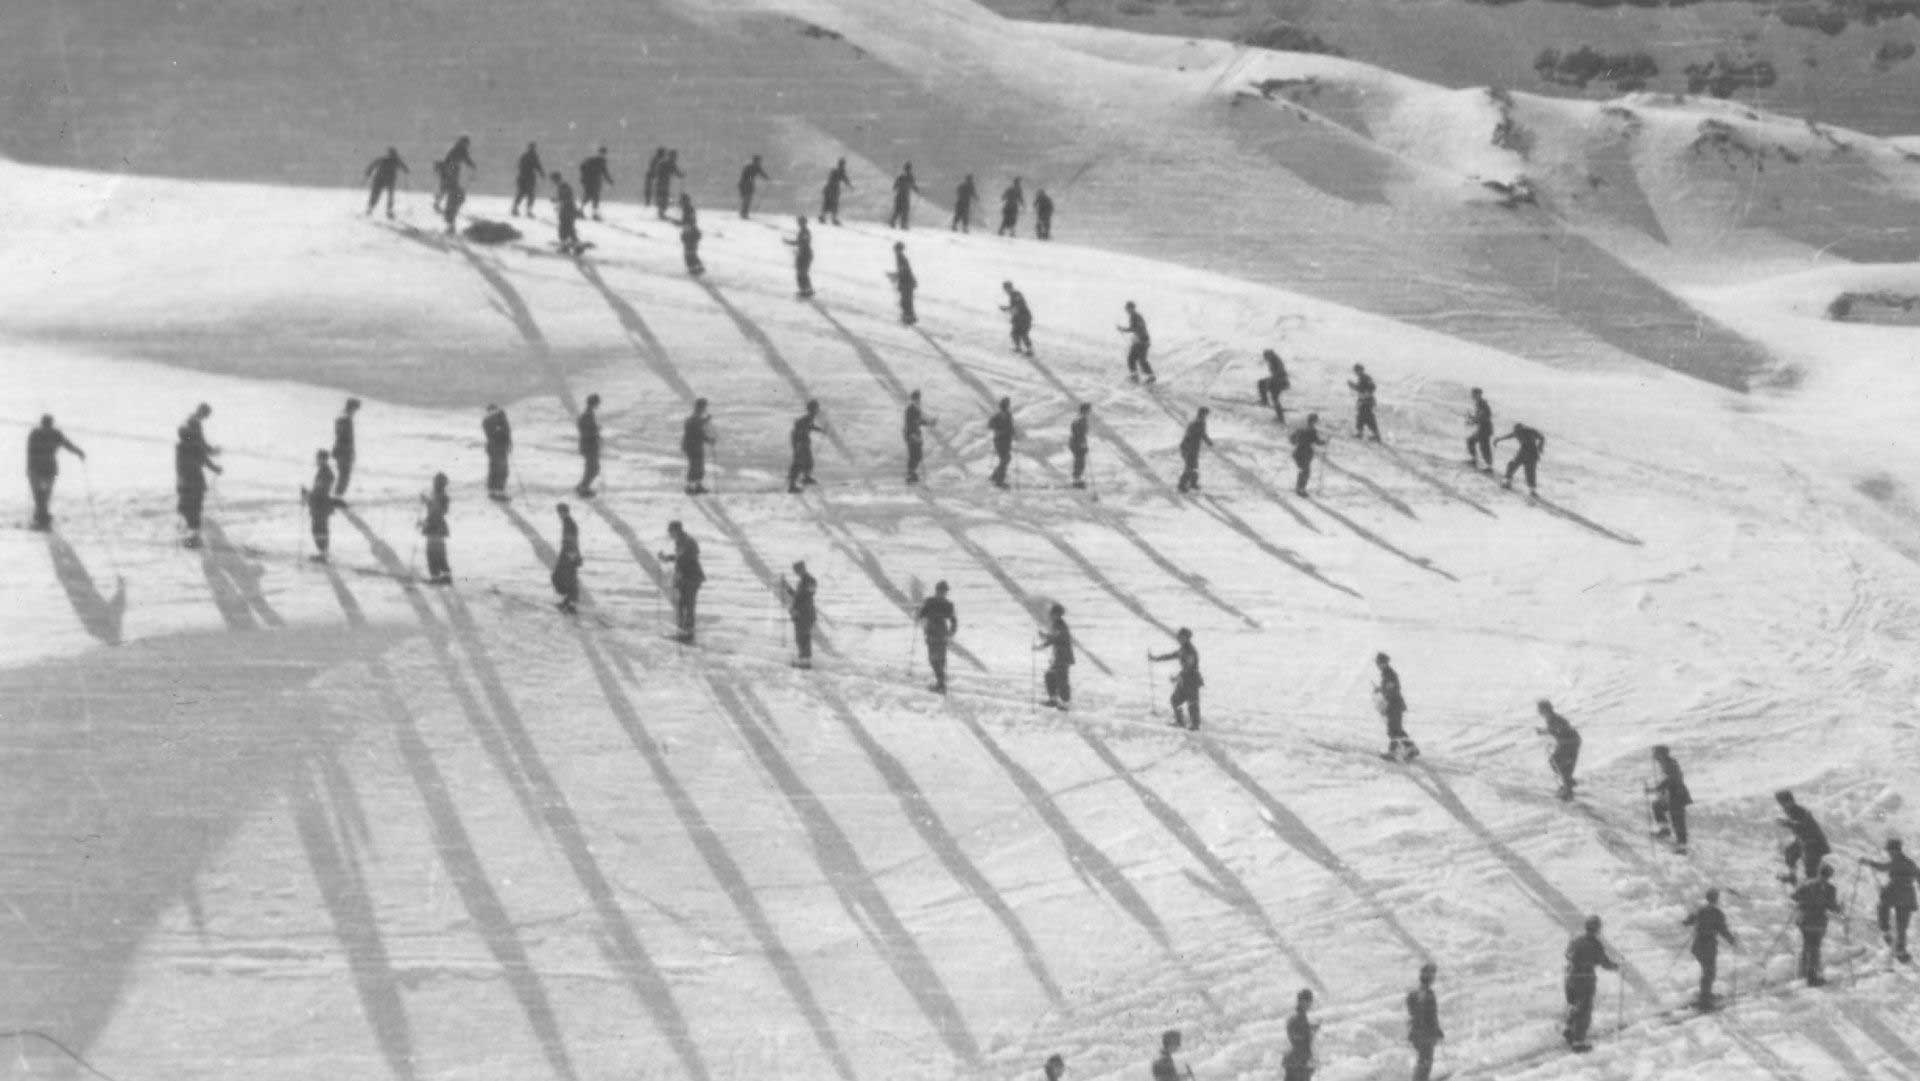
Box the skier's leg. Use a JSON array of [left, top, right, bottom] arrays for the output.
[[1895, 906, 1912, 957], [906, 437, 923, 483], [1673, 803, 1688, 847], [1071, 449, 1086, 487]]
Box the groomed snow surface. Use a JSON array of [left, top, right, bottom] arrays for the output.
[[5, 4, 1920, 1081]]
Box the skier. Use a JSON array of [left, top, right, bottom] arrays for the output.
[[1537, 699, 1582, 800], [1176, 406, 1211, 494], [511, 142, 544, 217], [888, 163, 919, 229], [1562, 915, 1618, 1051], [654, 150, 682, 219], [575, 393, 602, 498], [1068, 403, 1093, 490], [482, 404, 512, 501], [1117, 302, 1154, 382], [175, 403, 222, 547], [680, 216, 705, 276], [1861, 838, 1917, 962], [1375, 652, 1419, 761], [1407, 963, 1443, 1081], [1682, 888, 1736, 1009], [1649, 745, 1691, 852], [820, 157, 853, 226], [1150, 628, 1203, 730], [951, 174, 978, 232], [1792, 863, 1842, 986], [1466, 388, 1494, 470], [1042, 1053, 1066, 1081], [661, 520, 704, 644], [552, 502, 583, 614], [1349, 363, 1381, 441], [785, 217, 814, 298], [682, 398, 716, 495], [303, 450, 340, 561], [890, 242, 917, 325], [363, 147, 409, 218], [1494, 422, 1546, 496], [643, 147, 667, 210], [1001, 281, 1034, 356], [1150, 1030, 1188, 1081], [1290, 413, 1327, 497], [787, 400, 826, 493], [434, 135, 476, 212], [679, 191, 698, 227], [1282, 989, 1318, 1081], [903, 390, 936, 485], [1035, 603, 1074, 710], [1034, 187, 1055, 240], [1776, 789, 1830, 884], [439, 166, 466, 234], [552, 172, 584, 253], [579, 146, 614, 220], [1257, 348, 1290, 422], [25, 414, 84, 531], [998, 177, 1025, 236], [420, 472, 452, 584], [915, 580, 959, 694], [331, 398, 360, 500], [785, 560, 817, 668], [988, 397, 1017, 489]]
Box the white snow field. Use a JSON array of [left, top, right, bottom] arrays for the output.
[[4, 2, 1920, 1081]]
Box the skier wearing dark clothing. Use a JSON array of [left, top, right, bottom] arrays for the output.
[[998, 178, 1024, 236], [1349, 363, 1381, 441], [1150, 628, 1203, 730], [552, 174, 584, 252], [1563, 916, 1618, 1051], [1282, 989, 1318, 1081], [738, 155, 770, 218], [1257, 348, 1290, 422], [916, 581, 958, 694], [1466, 388, 1494, 470], [551, 502, 583, 614], [820, 158, 852, 226], [1118, 302, 1154, 382], [435, 135, 476, 212], [1176, 407, 1211, 493], [1683, 889, 1737, 1009], [1407, 964, 1443, 1081], [661, 520, 704, 643], [681, 218, 705, 276], [785, 218, 814, 298], [679, 192, 698, 227], [1036, 604, 1074, 709], [683, 399, 715, 495], [331, 398, 359, 499], [1862, 839, 1917, 962], [785, 560, 817, 668], [1650, 745, 1691, 851], [512, 143, 544, 216], [421, 473, 452, 584], [1034, 188, 1054, 239], [888, 163, 919, 229], [891, 242, 917, 325], [788, 400, 826, 493], [1494, 423, 1546, 495], [1042, 1054, 1066, 1081], [1001, 282, 1034, 356], [951, 174, 978, 232], [481, 405, 512, 500], [575, 394, 602, 498], [364, 148, 409, 217], [643, 148, 667, 209], [904, 390, 936, 485], [579, 147, 613, 220], [1068, 403, 1092, 489], [1150, 1031, 1187, 1081], [304, 451, 340, 561], [654, 150, 682, 219], [175, 404, 221, 546], [988, 398, 1016, 489], [440, 169, 466, 234], [25, 415, 84, 531], [1290, 414, 1327, 497], [1777, 790, 1830, 883], [1375, 652, 1419, 761], [1538, 699, 1581, 799], [1792, 864, 1842, 986]]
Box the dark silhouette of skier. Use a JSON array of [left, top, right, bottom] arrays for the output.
[[551, 502, 583, 613], [1257, 348, 1290, 422], [785, 217, 814, 298], [1538, 699, 1581, 799], [1776, 790, 1830, 883], [512, 143, 544, 217], [1036, 603, 1074, 709], [331, 398, 359, 499], [1150, 1030, 1188, 1081], [579, 146, 614, 220], [1034, 187, 1055, 239], [552, 173, 584, 253], [1862, 839, 1917, 962], [988, 397, 1016, 489], [1118, 302, 1154, 382], [785, 560, 817, 668], [1407, 963, 1444, 1081], [1068, 403, 1092, 489], [440, 169, 466, 234], [575, 393, 602, 498], [1792, 864, 1842, 986], [482, 404, 512, 501], [662, 520, 704, 643], [1349, 363, 1381, 441], [1466, 388, 1494, 470], [1375, 652, 1419, 761], [890, 242, 917, 324], [1290, 413, 1326, 496], [681, 217, 705, 276], [915, 580, 958, 693], [363, 147, 409, 218], [1650, 745, 1691, 851], [655, 150, 682, 219], [1682, 889, 1736, 1009], [420, 472, 452, 584], [1150, 628, 1203, 729], [25, 415, 85, 531], [1494, 423, 1546, 495], [1176, 406, 1211, 493], [682, 398, 716, 494], [820, 157, 853, 226], [998, 177, 1025, 236], [951, 174, 978, 232], [1562, 916, 1618, 1051], [434, 135, 475, 212], [1281, 989, 1317, 1081], [643, 147, 667, 209], [787, 400, 826, 493], [1001, 281, 1034, 355], [903, 390, 936, 485], [175, 403, 222, 547], [888, 163, 919, 229], [738, 154, 770, 218]]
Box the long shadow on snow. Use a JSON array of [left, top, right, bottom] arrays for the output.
[[714, 680, 983, 1068], [809, 681, 1066, 1007], [1319, 457, 1417, 520], [1374, 446, 1497, 519], [1834, 1002, 1920, 1075], [807, 489, 988, 673], [1192, 739, 1433, 965], [575, 259, 699, 405], [806, 300, 971, 477], [1306, 500, 1458, 582], [571, 632, 859, 1081], [1531, 495, 1644, 548], [693, 279, 855, 458], [582, 500, 669, 591], [198, 518, 285, 630], [1192, 495, 1362, 600], [1075, 729, 1325, 993], [689, 496, 838, 652], [44, 531, 126, 646]]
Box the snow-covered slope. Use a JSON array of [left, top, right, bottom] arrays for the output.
[[4, 2, 1920, 1081]]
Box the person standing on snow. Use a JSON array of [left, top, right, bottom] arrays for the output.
[[481, 404, 513, 501], [890, 242, 918, 325], [1776, 789, 1830, 884], [998, 177, 1025, 236], [787, 400, 827, 494], [1494, 422, 1546, 496], [1406, 963, 1444, 1081], [820, 157, 853, 226], [654, 149, 682, 219], [680, 215, 705, 276], [1035, 603, 1074, 710], [1862, 838, 1917, 962], [512, 143, 544, 217], [364, 147, 409, 218], [552, 172, 585, 253], [1257, 348, 1290, 422], [903, 390, 936, 485], [987, 397, 1017, 489], [1149, 1030, 1188, 1081], [1375, 652, 1419, 761], [1349, 363, 1381, 441], [1068, 403, 1093, 490], [25, 415, 84, 532], [1792, 863, 1842, 986], [643, 147, 667, 210], [1650, 745, 1692, 852], [175, 403, 222, 548], [1117, 301, 1154, 383], [915, 580, 959, 694], [1682, 888, 1736, 1010], [435, 135, 476, 212], [303, 450, 341, 562], [1466, 388, 1494, 470], [738, 154, 770, 219], [1001, 281, 1034, 356], [1150, 628, 1204, 730], [1537, 699, 1582, 800], [682, 398, 716, 495], [1034, 187, 1055, 240], [661, 519, 704, 643], [888, 162, 919, 229], [1562, 915, 1618, 1052], [951, 174, 978, 232], [551, 502, 583, 614], [1290, 413, 1327, 497], [331, 398, 360, 501], [785, 217, 815, 298], [784, 560, 818, 668], [1282, 989, 1318, 1081], [575, 393, 602, 498], [579, 146, 614, 220], [420, 472, 452, 584], [1176, 406, 1212, 494]]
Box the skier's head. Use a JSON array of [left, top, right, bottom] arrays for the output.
[[586, 393, 601, 409], [1889, 838, 1904, 854], [796, 216, 807, 227], [1471, 387, 1483, 398], [556, 501, 570, 516], [894, 241, 905, 253], [1511, 423, 1526, 436], [432, 472, 448, 489], [387, 147, 399, 158], [935, 580, 949, 595], [1050, 603, 1065, 619], [793, 560, 806, 574], [1536, 698, 1554, 716], [527, 142, 537, 151], [1775, 789, 1796, 808], [550, 171, 563, 183], [1652, 744, 1670, 760], [902, 161, 913, 172], [1176, 627, 1192, 641], [315, 449, 329, 464], [1704, 888, 1720, 903], [194, 402, 213, 420], [1078, 403, 1091, 415], [1160, 1030, 1181, 1053], [1197, 406, 1209, 418], [1043, 1053, 1065, 1081], [1353, 363, 1365, 373], [999, 397, 1011, 411], [1584, 915, 1603, 935], [1003, 280, 1013, 292], [1124, 301, 1136, 312], [38, 414, 52, 428], [751, 154, 761, 163], [1306, 412, 1319, 425], [667, 520, 684, 537], [1295, 989, 1313, 1009], [805, 399, 820, 414], [599, 145, 608, 155], [1375, 651, 1390, 666], [456, 134, 470, 145], [1419, 962, 1438, 985], [694, 397, 708, 413], [485, 403, 500, 415], [1263, 348, 1279, 362], [909, 390, 921, 402], [345, 397, 361, 413]]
